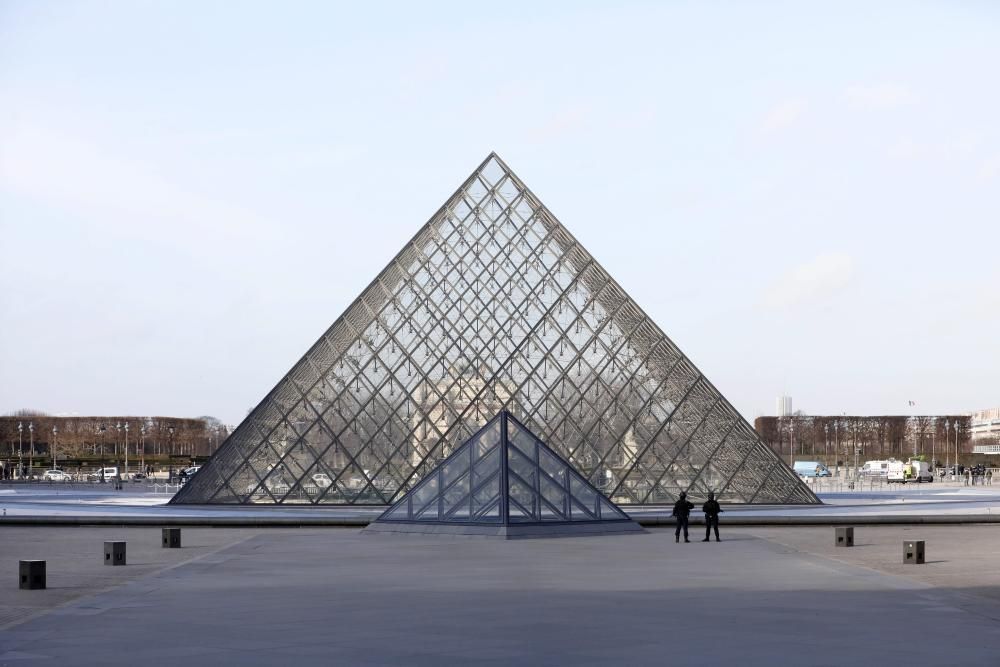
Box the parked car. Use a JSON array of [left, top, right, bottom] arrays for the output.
[[182, 466, 201, 477], [42, 469, 72, 482], [245, 477, 290, 496], [311, 473, 333, 489]]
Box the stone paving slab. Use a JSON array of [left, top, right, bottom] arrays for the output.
[[0, 527, 263, 630], [2, 526, 1000, 665]]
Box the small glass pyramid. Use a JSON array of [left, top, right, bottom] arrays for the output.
[[366, 410, 643, 538]]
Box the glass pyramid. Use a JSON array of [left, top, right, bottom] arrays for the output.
[[365, 410, 642, 537], [171, 153, 818, 507]]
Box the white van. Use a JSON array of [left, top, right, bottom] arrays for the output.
[[887, 460, 934, 483], [861, 460, 891, 477], [793, 461, 831, 478], [88, 467, 119, 482]]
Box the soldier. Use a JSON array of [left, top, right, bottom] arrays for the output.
[[702, 491, 722, 542], [672, 491, 694, 543]]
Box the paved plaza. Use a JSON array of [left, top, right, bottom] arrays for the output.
[[3, 524, 1000, 665]]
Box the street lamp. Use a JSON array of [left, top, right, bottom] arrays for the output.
[[931, 419, 935, 471], [955, 419, 961, 480], [17, 422, 23, 479], [824, 424, 829, 460], [168, 426, 176, 483], [99, 424, 107, 482], [140, 424, 146, 472], [52, 425, 58, 470], [115, 422, 122, 467], [789, 419, 795, 467], [124, 422, 129, 478], [835, 421, 841, 478], [944, 419, 952, 480], [28, 422, 34, 479]]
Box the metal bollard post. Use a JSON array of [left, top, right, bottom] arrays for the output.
[[835, 527, 854, 547], [162, 528, 181, 548], [19, 560, 46, 589], [104, 541, 127, 566], [903, 540, 925, 564]]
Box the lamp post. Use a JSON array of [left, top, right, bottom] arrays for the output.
[[115, 422, 122, 468], [124, 422, 129, 478], [944, 419, 951, 481], [955, 419, 960, 480], [52, 425, 58, 470], [168, 426, 175, 483], [140, 425, 146, 472], [789, 419, 795, 467], [931, 417, 937, 476], [835, 421, 841, 478], [17, 422, 23, 479], [28, 422, 34, 479], [824, 424, 829, 460], [99, 424, 107, 482]]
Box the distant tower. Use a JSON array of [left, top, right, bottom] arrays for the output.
[[776, 396, 793, 417]]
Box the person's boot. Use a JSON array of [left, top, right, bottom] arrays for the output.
[[702, 538, 709, 542], [684, 537, 690, 543], [675, 534, 679, 543]]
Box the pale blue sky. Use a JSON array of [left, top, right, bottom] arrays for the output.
[[1, 1, 998, 425]]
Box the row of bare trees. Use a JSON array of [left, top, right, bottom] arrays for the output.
[[754, 415, 972, 464], [1, 412, 229, 462]]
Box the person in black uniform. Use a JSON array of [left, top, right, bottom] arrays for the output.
[[702, 491, 722, 542], [672, 491, 694, 543]]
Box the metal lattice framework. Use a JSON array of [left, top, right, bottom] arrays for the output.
[[172, 153, 818, 506]]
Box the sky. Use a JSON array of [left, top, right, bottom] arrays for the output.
[[1, 1, 998, 426]]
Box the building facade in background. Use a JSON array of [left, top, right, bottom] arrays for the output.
[[970, 408, 1000, 441], [776, 396, 793, 417]]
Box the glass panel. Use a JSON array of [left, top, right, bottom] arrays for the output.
[[539, 475, 568, 521], [508, 476, 537, 522], [441, 471, 470, 519], [383, 501, 410, 520]]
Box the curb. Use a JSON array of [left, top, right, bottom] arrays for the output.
[[2, 514, 1000, 527]]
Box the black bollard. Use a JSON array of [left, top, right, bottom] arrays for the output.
[[19, 560, 46, 590], [903, 540, 925, 564], [835, 527, 854, 547], [104, 541, 127, 566], [162, 528, 181, 548]]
